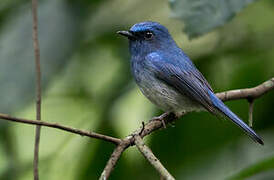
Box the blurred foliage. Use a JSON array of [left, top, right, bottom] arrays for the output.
[[0, 0, 273, 180], [169, 0, 257, 38]]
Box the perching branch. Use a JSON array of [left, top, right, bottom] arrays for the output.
[[31, 0, 42, 179], [216, 78, 274, 101], [0, 78, 273, 179]]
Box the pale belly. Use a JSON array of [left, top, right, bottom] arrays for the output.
[[136, 73, 203, 114]]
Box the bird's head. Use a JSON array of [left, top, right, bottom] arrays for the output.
[[117, 21, 176, 56]]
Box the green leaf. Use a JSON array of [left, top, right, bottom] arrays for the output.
[[169, 0, 257, 38]]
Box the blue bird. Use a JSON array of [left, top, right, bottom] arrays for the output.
[[117, 21, 263, 145]]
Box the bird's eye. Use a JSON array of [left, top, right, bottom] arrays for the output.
[[144, 31, 153, 40]]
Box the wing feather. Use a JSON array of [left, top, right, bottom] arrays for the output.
[[146, 53, 215, 113]]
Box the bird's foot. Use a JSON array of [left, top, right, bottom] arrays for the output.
[[161, 119, 166, 129], [150, 112, 170, 128]]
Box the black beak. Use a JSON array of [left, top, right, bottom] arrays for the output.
[[117, 30, 136, 39]]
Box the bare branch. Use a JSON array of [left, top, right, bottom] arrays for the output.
[[216, 78, 274, 101], [99, 143, 128, 180], [139, 112, 178, 138], [0, 113, 121, 145], [31, 0, 42, 179], [134, 135, 175, 180], [98, 113, 180, 180]]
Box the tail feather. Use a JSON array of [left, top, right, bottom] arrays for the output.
[[208, 91, 264, 145]]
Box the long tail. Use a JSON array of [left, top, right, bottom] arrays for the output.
[[208, 91, 264, 145]]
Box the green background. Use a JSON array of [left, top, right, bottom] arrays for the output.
[[0, 0, 273, 179]]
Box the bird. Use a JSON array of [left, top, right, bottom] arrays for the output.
[[117, 21, 263, 145]]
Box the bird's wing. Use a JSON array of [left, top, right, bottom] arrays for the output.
[[146, 53, 215, 113], [146, 53, 264, 144]]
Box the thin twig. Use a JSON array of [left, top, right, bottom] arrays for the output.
[[31, 0, 41, 179], [99, 143, 128, 180], [98, 113, 175, 180], [0, 113, 121, 145], [248, 99, 254, 127], [216, 78, 274, 101], [134, 135, 175, 180]]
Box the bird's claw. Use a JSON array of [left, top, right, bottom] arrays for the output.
[[151, 113, 170, 128]]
